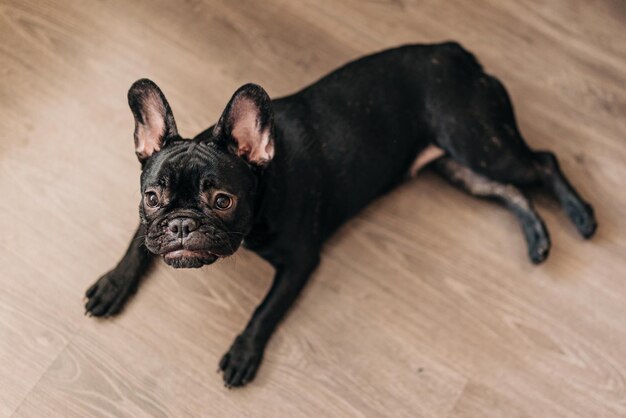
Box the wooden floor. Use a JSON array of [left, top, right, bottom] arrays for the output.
[[1, 0, 625, 416]]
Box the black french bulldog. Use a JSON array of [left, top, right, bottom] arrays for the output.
[[85, 42, 596, 387]]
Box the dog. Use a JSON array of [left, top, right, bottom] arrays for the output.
[[85, 42, 597, 387]]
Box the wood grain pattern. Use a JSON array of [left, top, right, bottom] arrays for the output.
[[0, 0, 625, 416]]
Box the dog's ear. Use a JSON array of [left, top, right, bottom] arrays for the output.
[[212, 83, 275, 166], [128, 79, 178, 162]]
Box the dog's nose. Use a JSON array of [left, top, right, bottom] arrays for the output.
[[168, 217, 199, 238]]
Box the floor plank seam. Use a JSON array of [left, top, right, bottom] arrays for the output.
[[444, 378, 469, 418], [9, 326, 83, 418]]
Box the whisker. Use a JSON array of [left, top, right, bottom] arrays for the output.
[[132, 234, 147, 242], [222, 231, 246, 237]]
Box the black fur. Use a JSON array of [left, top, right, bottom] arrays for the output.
[[85, 42, 596, 387]]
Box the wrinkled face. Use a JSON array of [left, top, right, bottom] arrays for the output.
[[140, 140, 257, 268], [127, 79, 275, 268]]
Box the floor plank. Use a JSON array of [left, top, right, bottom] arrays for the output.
[[1, 0, 625, 416]]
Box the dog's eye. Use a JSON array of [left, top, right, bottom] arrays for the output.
[[214, 193, 232, 210], [145, 191, 160, 208]]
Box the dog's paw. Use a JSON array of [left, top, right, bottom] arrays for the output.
[[528, 236, 550, 264], [523, 219, 551, 264], [219, 335, 264, 388], [528, 229, 550, 264], [566, 201, 597, 239], [85, 271, 137, 317]]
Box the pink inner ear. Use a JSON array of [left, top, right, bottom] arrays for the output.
[[230, 97, 274, 164], [135, 90, 166, 159]]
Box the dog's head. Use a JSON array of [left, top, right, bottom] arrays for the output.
[[128, 79, 275, 268]]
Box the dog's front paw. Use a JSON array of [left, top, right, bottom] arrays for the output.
[[84, 271, 138, 317], [219, 335, 264, 388]]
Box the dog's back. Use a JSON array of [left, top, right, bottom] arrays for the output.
[[270, 42, 491, 236]]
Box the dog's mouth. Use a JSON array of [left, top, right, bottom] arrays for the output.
[[162, 249, 220, 269]]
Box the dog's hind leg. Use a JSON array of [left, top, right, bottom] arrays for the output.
[[433, 157, 550, 263], [430, 69, 596, 241], [531, 151, 597, 238]]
